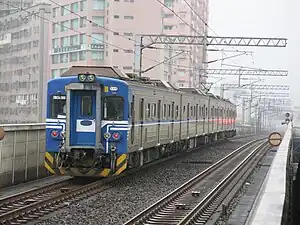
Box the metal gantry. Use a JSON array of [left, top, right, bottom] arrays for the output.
[[238, 92, 290, 98], [134, 34, 288, 76], [199, 69, 288, 76], [221, 84, 290, 90], [139, 35, 288, 47]]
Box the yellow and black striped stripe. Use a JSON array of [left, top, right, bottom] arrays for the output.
[[44, 152, 128, 177], [44, 152, 63, 175]]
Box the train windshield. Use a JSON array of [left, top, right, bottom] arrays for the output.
[[51, 95, 66, 119], [103, 96, 124, 120]]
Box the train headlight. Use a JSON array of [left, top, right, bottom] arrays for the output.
[[87, 74, 96, 82], [78, 74, 87, 82]]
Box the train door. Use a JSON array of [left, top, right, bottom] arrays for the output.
[[139, 98, 144, 148], [171, 102, 174, 140], [69, 90, 96, 146], [157, 100, 161, 144], [130, 95, 135, 145], [187, 103, 190, 137]]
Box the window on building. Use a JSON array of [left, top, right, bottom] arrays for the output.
[[124, 0, 134, 2], [114, 15, 119, 18], [123, 66, 133, 70], [79, 51, 87, 60], [91, 51, 104, 61], [124, 16, 134, 19], [113, 49, 119, 52], [52, 7, 59, 18], [71, 2, 79, 12], [92, 16, 104, 27], [164, 0, 174, 8], [52, 38, 59, 48], [124, 49, 133, 53], [60, 53, 68, 63], [61, 4, 70, 16], [52, 55, 59, 64], [164, 25, 173, 30], [91, 33, 104, 44], [80, 0, 86, 11], [80, 34, 87, 44], [60, 68, 68, 75], [92, 0, 105, 10], [80, 16, 87, 27], [61, 36, 69, 47], [71, 18, 79, 29], [163, 13, 174, 18], [124, 32, 133, 36], [70, 52, 78, 62], [61, 20, 69, 32], [51, 69, 59, 78], [70, 35, 79, 45], [52, 23, 59, 33]]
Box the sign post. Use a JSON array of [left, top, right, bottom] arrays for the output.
[[268, 132, 282, 146]]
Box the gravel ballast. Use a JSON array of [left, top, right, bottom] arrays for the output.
[[35, 135, 264, 225]]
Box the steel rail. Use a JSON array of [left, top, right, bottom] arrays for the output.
[[178, 141, 269, 224], [123, 138, 266, 225]]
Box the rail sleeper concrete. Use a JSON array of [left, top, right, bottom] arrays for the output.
[[0, 123, 48, 188]]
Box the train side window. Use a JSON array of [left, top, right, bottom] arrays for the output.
[[139, 98, 144, 121], [171, 102, 175, 119], [176, 105, 179, 119], [158, 100, 161, 120], [81, 96, 93, 116], [183, 105, 186, 117], [168, 104, 171, 118], [190, 106, 193, 117], [152, 103, 157, 118], [163, 104, 166, 118], [103, 96, 124, 120], [196, 104, 198, 119], [147, 103, 151, 119], [51, 95, 66, 118], [205, 107, 208, 118]]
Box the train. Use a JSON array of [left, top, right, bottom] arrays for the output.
[[45, 66, 237, 177]]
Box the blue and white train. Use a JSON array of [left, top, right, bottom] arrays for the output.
[[45, 66, 236, 177]]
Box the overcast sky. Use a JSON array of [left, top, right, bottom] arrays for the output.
[[207, 0, 295, 105]]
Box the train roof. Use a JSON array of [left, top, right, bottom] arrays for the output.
[[59, 66, 234, 104]]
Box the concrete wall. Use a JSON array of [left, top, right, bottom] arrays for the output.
[[0, 123, 48, 188]]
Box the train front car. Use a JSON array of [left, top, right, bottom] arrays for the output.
[[45, 73, 129, 177]]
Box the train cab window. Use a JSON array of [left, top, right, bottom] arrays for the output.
[[81, 96, 93, 116], [51, 95, 66, 118], [103, 96, 124, 120]]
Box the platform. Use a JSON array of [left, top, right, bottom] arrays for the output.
[[243, 123, 293, 225]]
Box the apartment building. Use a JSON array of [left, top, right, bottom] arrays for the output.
[[49, 0, 208, 87], [0, 3, 51, 124]]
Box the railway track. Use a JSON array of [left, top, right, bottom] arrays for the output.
[[0, 135, 264, 225], [124, 138, 270, 225]]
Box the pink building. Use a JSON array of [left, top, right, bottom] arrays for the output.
[[49, 0, 209, 87]]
